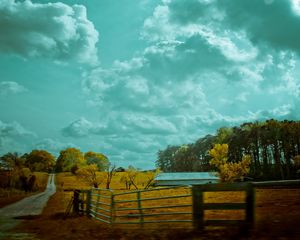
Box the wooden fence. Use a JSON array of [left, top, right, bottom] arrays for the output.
[[192, 182, 254, 230], [89, 186, 193, 226], [71, 180, 300, 229]]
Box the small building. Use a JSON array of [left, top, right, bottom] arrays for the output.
[[154, 172, 219, 186], [115, 167, 126, 172]]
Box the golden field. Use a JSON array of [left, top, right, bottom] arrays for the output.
[[8, 172, 300, 239], [56, 172, 300, 227]]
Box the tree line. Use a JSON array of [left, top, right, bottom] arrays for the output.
[[0, 148, 109, 174], [0, 148, 109, 190], [156, 119, 300, 180]]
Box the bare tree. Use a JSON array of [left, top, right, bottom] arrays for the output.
[[106, 163, 116, 189]]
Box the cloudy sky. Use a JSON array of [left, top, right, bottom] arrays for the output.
[[1, 0, 300, 169]]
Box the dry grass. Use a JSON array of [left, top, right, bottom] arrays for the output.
[[0, 188, 30, 208], [0, 172, 49, 208], [34, 172, 50, 191], [14, 173, 300, 239]]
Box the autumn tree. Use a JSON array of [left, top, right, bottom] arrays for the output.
[[209, 144, 251, 182], [0, 152, 26, 188], [25, 150, 55, 172], [84, 151, 109, 171], [141, 169, 160, 189], [76, 164, 104, 188], [56, 148, 86, 172], [292, 155, 300, 175], [124, 166, 139, 190], [120, 167, 160, 190]]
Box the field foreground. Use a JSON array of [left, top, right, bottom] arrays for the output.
[[11, 173, 300, 239]]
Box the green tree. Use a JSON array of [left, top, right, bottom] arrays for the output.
[[192, 134, 216, 171], [0, 152, 24, 170], [156, 145, 180, 172], [215, 127, 233, 144], [173, 145, 197, 172], [84, 151, 109, 171], [56, 148, 86, 172]]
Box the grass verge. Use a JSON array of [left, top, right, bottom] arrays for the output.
[[0, 172, 49, 208]]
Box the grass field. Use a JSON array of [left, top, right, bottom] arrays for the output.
[[11, 172, 300, 239]]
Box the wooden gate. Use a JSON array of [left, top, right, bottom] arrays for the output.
[[192, 182, 255, 229]]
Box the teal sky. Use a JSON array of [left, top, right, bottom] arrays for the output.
[[1, 0, 300, 169]]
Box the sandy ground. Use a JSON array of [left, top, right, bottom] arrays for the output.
[[0, 174, 56, 240]]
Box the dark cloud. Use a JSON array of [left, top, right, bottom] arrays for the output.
[[165, 0, 300, 53], [0, 0, 99, 63], [217, 0, 300, 52]]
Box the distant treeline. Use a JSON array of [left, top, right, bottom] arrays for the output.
[[156, 119, 300, 180], [0, 149, 109, 174]]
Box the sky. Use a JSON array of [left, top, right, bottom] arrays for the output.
[[1, 0, 300, 169]]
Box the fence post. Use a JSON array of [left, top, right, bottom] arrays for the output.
[[73, 190, 80, 214], [245, 183, 255, 227], [96, 189, 101, 214], [137, 191, 144, 227], [111, 192, 115, 225], [86, 189, 92, 216], [192, 185, 204, 230]]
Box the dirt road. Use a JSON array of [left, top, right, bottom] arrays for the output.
[[0, 174, 56, 239]]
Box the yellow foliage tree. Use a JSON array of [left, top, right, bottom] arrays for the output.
[[120, 167, 160, 190], [76, 164, 104, 188], [209, 144, 251, 182]]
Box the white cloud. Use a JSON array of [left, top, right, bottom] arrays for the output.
[[35, 138, 77, 156], [0, 0, 99, 64], [0, 120, 36, 155], [0, 81, 27, 95], [62, 114, 178, 138], [0, 120, 35, 137], [62, 117, 94, 137], [69, 0, 300, 168]]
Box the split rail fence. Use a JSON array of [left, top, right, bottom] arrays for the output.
[[70, 180, 300, 229]]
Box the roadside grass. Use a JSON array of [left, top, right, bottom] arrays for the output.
[[0, 188, 29, 208], [15, 173, 300, 239], [0, 172, 49, 208], [34, 172, 49, 191]]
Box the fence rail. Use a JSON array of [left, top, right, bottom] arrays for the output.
[[192, 182, 255, 229], [85, 186, 193, 226], [71, 180, 300, 229]]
